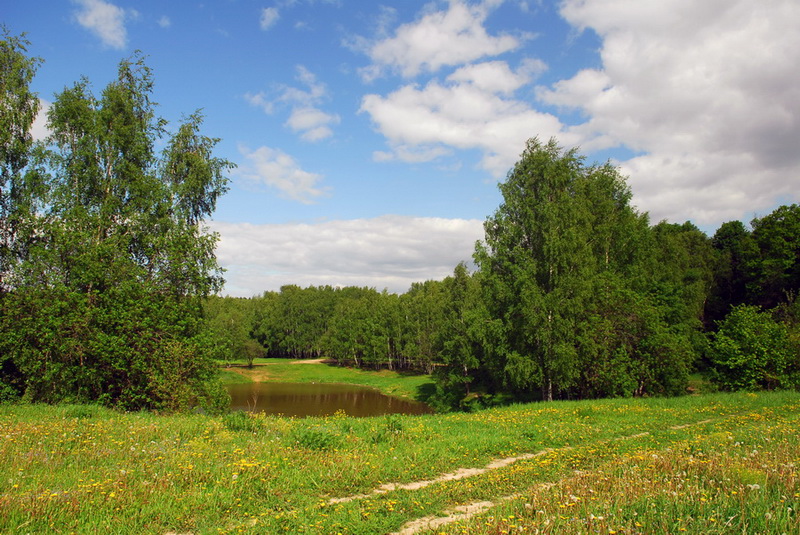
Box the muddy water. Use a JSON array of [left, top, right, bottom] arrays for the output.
[[226, 382, 433, 417]]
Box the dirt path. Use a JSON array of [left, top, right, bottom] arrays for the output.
[[329, 416, 724, 535], [329, 450, 555, 505]]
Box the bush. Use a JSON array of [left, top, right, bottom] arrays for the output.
[[709, 305, 799, 391]]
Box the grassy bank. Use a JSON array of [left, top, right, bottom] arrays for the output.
[[1, 391, 798, 533], [218, 358, 434, 402]]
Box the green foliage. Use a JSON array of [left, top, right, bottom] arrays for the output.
[[706, 220, 756, 326], [707, 205, 800, 328], [709, 304, 799, 391], [203, 295, 263, 365], [401, 279, 448, 373], [472, 138, 697, 402], [749, 204, 800, 309], [430, 263, 493, 408], [0, 42, 233, 411]]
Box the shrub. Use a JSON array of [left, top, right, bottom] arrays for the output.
[[709, 305, 798, 390]]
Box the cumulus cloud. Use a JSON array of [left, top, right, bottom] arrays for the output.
[[210, 216, 484, 296], [357, 0, 521, 80], [539, 0, 800, 226], [237, 145, 330, 204], [260, 7, 280, 30], [285, 107, 341, 141], [361, 60, 569, 177], [357, 2, 564, 177], [246, 66, 340, 141], [447, 59, 544, 95], [72, 0, 129, 49], [157, 16, 171, 28]]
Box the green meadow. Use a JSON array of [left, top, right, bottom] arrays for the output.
[[2, 388, 798, 534], [218, 358, 435, 401]]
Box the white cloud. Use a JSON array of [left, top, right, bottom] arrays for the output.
[[281, 65, 327, 105], [237, 145, 329, 204], [260, 7, 280, 30], [361, 61, 570, 176], [158, 15, 171, 28], [359, 0, 522, 80], [210, 216, 484, 296], [73, 0, 129, 49], [357, 2, 561, 177], [539, 0, 800, 226], [447, 59, 543, 95], [285, 107, 340, 141], [243, 91, 274, 114], [246, 65, 339, 142]]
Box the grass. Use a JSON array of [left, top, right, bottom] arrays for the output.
[[217, 368, 253, 385], [219, 358, 434, 401], [1, 391, 798, 534]]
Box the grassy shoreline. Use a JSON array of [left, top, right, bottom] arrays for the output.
[[1, 391, 798, 533], [218, 358, 434, 402]]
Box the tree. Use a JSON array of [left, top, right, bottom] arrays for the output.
[[431, 262, 492, 408], [0, 30, 42, 399], [475, 138, 647, 401], [0, 29, 41, 291], [401, 279, 447, 373], [203, 296, 262, 366], [251, 291, 282, 357], [321, 288, 380, 368], [706, 220, 757, 327], [0, 52, 233, 411], [749, 204, 800, 309]]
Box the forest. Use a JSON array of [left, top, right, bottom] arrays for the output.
[[1, 32, 798, 412], [205, 144, 800, 410]]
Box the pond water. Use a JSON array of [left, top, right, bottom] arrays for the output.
[[226, 382, 433, 417]]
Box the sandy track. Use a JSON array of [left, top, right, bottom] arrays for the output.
[[329, 416, 723, 534], [329, 450, 554, 505]]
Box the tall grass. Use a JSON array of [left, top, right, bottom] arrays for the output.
[[1, 391, 797, 533]]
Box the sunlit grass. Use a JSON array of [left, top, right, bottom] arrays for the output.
[[1, 391, 798, 534], [219, 357, 434, 401]]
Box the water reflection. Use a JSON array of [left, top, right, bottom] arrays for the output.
[[227, 382, 432, 417]]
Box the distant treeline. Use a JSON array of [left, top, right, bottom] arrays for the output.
[[207, 140, 800, 410]]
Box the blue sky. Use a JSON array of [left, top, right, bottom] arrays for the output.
[[6, 0, 800, 296]]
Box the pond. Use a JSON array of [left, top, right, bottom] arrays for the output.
[[226, 382, 433, 417]]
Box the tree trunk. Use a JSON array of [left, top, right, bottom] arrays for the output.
[[542, 378, 553, 402]]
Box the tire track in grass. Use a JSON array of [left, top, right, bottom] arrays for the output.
[[390, 413, 775, 534], [388, 485, 559, 535], [376, 417, 726, 534], [328, 450, 555, 504], [330, 416, 718, 508]]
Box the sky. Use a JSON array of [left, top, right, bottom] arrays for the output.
[[5, 0, 800, 296]]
